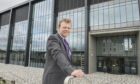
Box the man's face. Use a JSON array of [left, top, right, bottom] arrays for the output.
[[58, 22, 72, 38]]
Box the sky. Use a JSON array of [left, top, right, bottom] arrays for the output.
[[0, 0, 28, 12]]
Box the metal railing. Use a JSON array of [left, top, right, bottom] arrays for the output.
[[64, 75, 93, 84]]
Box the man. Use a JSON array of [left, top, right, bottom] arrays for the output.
[[42, 18, 85, 84]]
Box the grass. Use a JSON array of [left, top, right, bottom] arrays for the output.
[[0, 77, 15, 84]]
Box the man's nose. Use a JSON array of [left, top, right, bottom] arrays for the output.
[[65, 27, 69, 30]]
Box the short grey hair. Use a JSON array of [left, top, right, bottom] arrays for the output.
[[58, 18, 71, 28]]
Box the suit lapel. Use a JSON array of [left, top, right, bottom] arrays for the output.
[[56, 34, 72, 63]]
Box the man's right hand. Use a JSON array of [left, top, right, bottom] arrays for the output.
[[71, 69, 85, 78]]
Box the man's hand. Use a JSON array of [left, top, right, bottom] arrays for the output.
[[71, 69, 85, 78]]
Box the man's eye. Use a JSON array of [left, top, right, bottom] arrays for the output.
[[63, 27, 71, 29]]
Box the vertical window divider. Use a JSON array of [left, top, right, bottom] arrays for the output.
[[6, 9, 13, 64], [84, 0, 90, 73], [52, 0, 58, 34], [138, 0, 140, 21], [25, 2, 33, 66], [0, 14, 1, 29]]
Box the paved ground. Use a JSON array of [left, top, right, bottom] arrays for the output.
[[0, 63, 43, 84], [0, 63, 140, 84], [66, 73, 140, 84]]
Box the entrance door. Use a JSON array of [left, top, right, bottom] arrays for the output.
[[105, 57, 124, 74]]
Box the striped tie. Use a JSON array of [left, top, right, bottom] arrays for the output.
[[63, 39, 71, 60]]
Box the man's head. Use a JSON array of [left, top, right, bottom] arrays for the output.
[[57, 18, 72, 38]]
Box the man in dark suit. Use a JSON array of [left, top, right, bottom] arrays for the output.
[[42, 18, 85, 84]]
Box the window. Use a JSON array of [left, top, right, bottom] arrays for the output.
[[58, 0, 84, 12], [97, 36, 136, 57], [9, 5, 29, 65], [29, 0, 53, 67]]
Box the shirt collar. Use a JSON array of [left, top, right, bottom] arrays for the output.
[[58, 33, 65, 40]]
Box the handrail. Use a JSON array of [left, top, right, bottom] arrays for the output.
[[64, 75, 93, 84], [64, 76, 74, 84]]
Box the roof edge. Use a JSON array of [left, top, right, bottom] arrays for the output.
[[0, 0, 34, 14]]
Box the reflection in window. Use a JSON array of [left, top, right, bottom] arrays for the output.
[[90, 0, 112, 5], [0, 12, 10, 63], [9, 5, 29, 65], [125, 58, 137, 74], [97, 36, 136, 57], [124, 38, 133, 51], [10, 21, 28, 65], [58, 8, 85, 29], [104, 8, 109, 25], [30, 0, 53, 67], [69, 32, 85, 51], [129, 38, 132, 49], [0, 25, 9, 63], [58, 6, 85, 68], [58, 7, 85, 51], [33, 0, 53, 18], [90, 0, 140, 30], [93, 10, 99, 26], [133, 3, 140, 21], [72, 52, 84, 68], [109, 7, 115, 24], [114, 6, 121, 24], [99, 9, 103, 25], [126, 3, 133, 22], [120, 6, 127, 23], [124, 38, 129, 51]]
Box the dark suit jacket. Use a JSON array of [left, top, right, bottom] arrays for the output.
[[42, 34, 74, 84]]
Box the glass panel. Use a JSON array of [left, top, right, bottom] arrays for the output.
[[58, 6, 85, 69], [104, 8, 109, 25], [126, 3, 133, 22], [30, 0, 53, 67], [14, 6, 29, 22], [1, 12, 10, 26], [58, 0, 84, 12], [0, 25, 9, 63], [124, 57, 137, 74], [132, 3, 139, 21], [99, 9, 104, 26], [114, 6, 121, 24], [93, 10, 99, 26], [90, 0, 140, 30], [96, 35, 136, 57], [97, 57, 137, 74], [10, 20, 28, 65], [72, 52, 84, 69], [120, 6, 127, 23], [109, 7, 115, 28]]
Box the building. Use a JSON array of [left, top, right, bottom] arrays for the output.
[[0, 0, 140, 75]]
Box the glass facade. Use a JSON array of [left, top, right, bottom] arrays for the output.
[[90, 0, 140, 30], [0, 0, 139, 75], [10, 21, 28, 65], [96, 35, 136, 57], [96, 35, 137, 74], [97, 56, 137, 74], [29, 0, 53, 67], [0, 12, 10, 63], [10, 6, 29, 65], [57, 0, 85, 68], [0, 25, 9, 63]]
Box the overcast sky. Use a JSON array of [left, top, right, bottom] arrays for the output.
[[0, 0, 28, 12]]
